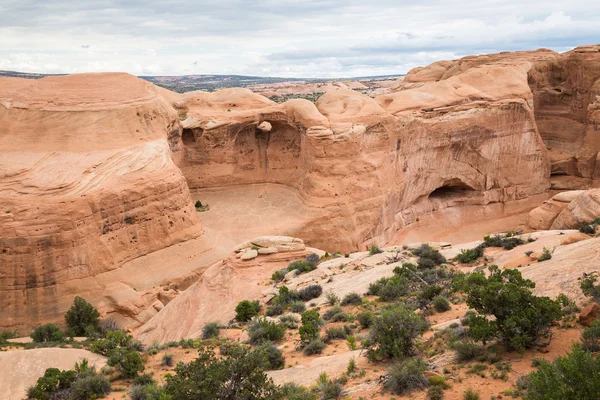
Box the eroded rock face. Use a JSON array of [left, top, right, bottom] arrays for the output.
[[0, 73, 202, 331], [169, 55, 553, 252], [526, 188, 600, 230]]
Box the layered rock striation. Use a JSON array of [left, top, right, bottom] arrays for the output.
[[0, 73, 202, 331]]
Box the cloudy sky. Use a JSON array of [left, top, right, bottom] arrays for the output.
[[0, 0, 598, 78]]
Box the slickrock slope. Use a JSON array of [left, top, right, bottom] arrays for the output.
[[0, 73, 202, 332], [135, 236, 311, 343]]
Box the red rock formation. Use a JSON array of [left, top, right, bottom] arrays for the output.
[[0, 73, 202, 331]]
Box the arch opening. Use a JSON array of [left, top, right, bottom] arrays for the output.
[[182, 128, 199, 146], [429, 179, 476, 201]]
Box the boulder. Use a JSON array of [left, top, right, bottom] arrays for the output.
[[258, 246, 278, 255], [579, 303, 600, 326], [240, 249, 258, 261]]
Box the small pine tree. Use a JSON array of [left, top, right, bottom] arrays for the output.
[[65, 296, 100, 336]]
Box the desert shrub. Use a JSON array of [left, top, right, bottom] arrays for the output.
[[463, 388, 481, 400], [100, 318, 119, 333], [69, 374, 111, 399], [305, 253, 320, 268], [538, 247, 552, 262], [483, 234, 524, 250], [428, 384, 445, 400], [0, 329, 17, 346], [419, 284, 443, 303], [162, 352, 174, 367], [133, 373, 155, 386], [433, 295, 451, 312], [235, 300, 261, 322], [323, 306, 348, 322], [202, 322, 220, 339], [412, 244, 446, 267], [91, 330, 142, 356], [271, 268, 287, 282], [299, 285, 323, 301], [456, 246, 484, 263], [455, 265, 562, 351], [165, 344, 280, 399], [266, 304, 285, 316], [27, 368, 75, 399], [581, 320, 600, 352], [65, 296, 101, 336], [384, 357, 429, 395], [273, 286, 301, 306], [324, 327, 348, 341], [522, 345, 600, 399], [303, 339, 326, 355], [108, 348, 144, 377], [369, 244, 383, 255], [30, 324, 65, 343], [320, 380, 342, 399], [280, 383, 318, 400], [579, 224, 596, 235], [129, 383, 170, 400], [451, 340, 484, 362], [580, 275, 600, 301], [279, 314, 299, 329], [254, 341, 285, 370], [368, 305, 429, 359], [326, 292, 340, 306], [356, 311, 375, 329], [288, 259, 315, 274], [299, 310, 322, 343], [369, 275, 409, 301], [290, 301, 306, 313], [248, 318, 286, 344], [340, 292, 362, 306]]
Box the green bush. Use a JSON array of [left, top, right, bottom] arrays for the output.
[[162, 352, 174, 367], [266, 304, 285, 316], [320, 380, 342, 399], [581, 320, 600, 352], [463, 388, 480, 400], [428, 384, 445, 400], [483, 234, 524, 250], [65, 296, 100, 336], [290, 301, 306, 313], [273, 286, 301, 306], [538, 247, 552, 262], [30, 324, 65, 343], [324, 327, 348, 341], [579, 224, 596, 235], [451, 340, 484, 362], [165, 344, 280, 399], [340, 292, 362, 306], [27, 368, 75, 399], [384, 357, 429, 395], [369, 244, 383, 255], [368, 306, 429, 359], [305, 253, 320, 268], [90, 330, 142, 356], [279, 314, 299, 329], [0, 329, 17, 346], [280, 383, 317, 400], [299, 285, 323, 301], [108, 348, 144, 377], [456, 246, 484, 263], [248, 318, 286, 344], [235, 300, 261, 322], [299, 309, 324, 343], [455, 265, 562, 351], [288, 260, 315, 274], [412, 244, 446, 267], [580, 275, 600, 301], [522, 345, 600, 399], [202, 322, 220, 339], [433, 295, 451, 312], [129, 383, 170, 400], [303, 339, 326, 356], [356, 311, 375, 329], [271, 269, 287, 282], [69, 375, 111, 399], [322, 306, 348, 322], [254, 341, 285, 370]]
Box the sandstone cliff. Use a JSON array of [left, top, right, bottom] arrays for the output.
[[0, 73, 202, 331]]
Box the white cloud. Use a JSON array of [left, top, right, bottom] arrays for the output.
[[0, 1, 598, 77]]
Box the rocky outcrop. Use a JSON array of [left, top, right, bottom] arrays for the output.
[[526, 188, 600, 230], [135, 236, 310, 343], [0, 73, 202, 332]]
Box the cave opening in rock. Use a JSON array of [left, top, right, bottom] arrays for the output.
[[182, 128, 197, 146], [429, 179, 476, 201]]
